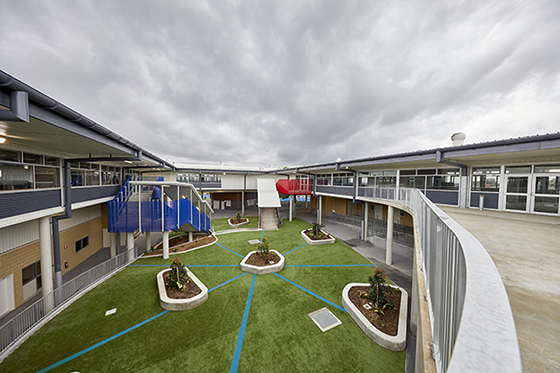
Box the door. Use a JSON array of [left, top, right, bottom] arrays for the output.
[[0, 274, 15, 317], [505, 176, 530, 212], [532, 174, 560, 215]]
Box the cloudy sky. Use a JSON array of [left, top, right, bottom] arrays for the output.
[[1, 0, 559, 167]]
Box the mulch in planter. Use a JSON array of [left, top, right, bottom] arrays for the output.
[[304, 229, 332, 240], [245, 252, 280, 267], [348, 285, 401, 336], [163, 271, 202, 299], [229, 218, 248, 225]]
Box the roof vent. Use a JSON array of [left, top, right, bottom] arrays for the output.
[[451, 132, 466, 146]]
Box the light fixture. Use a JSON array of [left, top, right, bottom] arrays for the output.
[[124, 160, 133, 164], [24, 165, 29, 169], [223, 172, 226, 176], [0, 137, 6, 144]]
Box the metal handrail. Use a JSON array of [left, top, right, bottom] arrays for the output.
[[0, 248, 139, 360], [359, 186, 521, 372]]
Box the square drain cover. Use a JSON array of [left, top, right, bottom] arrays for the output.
[[248, 239, 260, 245], [308, 307, 342, 332]]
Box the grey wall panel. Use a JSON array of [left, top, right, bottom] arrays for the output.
[[425, 190, 459, 206], [0, 189, 61, 219], [71, 185, 120, 204], [316, 186, 354, 196], [470, 192, 499, 209]]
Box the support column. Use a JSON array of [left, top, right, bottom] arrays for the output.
[[459, 166, 468, 209], [145, 231, 152, 253], [362, 202, 369, 242], [386, 206, 394, 265], [317, 195, 322, 225], [241, 190, 245, 216], [39, 217, 53, 299], [127, 232, 135, 262], [189, 231, 193, 242], [289, 194, 293, 222], [110, 233, 117, 258], [163, 231, 170, 260]]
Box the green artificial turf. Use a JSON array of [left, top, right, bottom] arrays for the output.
[[212, 216, 259, 231], [0, 218, 405, 373]]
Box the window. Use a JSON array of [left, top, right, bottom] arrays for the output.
[[505, 166, 531, 174], [75, 236, 89, 252], [399, 176, 425, 189], [35, 166, 60, 188], [85, 170, 100, 186], [0, 149, 19, 162], [71, 169, 84, 186], [44, 156, 59, 166], [22, 261, 41, 288], [0, 164, 33, 190], [427, 175, 459, 190], [471, 167, 500, 192], [534, 164, 560, 173]]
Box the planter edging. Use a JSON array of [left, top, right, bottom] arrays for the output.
[[342, 282, 408, 351], [240, 249, 285, 275], [301, 229, 336, 245], [145, 234, 217, 258], [228, 218, 250, 228], [157, 267, 208, 311]]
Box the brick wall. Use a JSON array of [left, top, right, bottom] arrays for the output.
[[0, 217, 103, 308]]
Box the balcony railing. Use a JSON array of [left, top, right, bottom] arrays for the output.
[[360, 186, 521, 373]]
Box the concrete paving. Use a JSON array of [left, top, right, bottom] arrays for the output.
[[440, 206, 560, 373]]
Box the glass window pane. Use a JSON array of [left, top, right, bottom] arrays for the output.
[[399, 176, 425, 189], [507, 177, 528, 193], [0, 149, 19, 162], [85, 170, 100, 186], [23, 153, 41, 164], [35, 166, 60, 188], [376, 176, 396, 187], [534, 164, 560, 173], [71, 169, 84, 186], [0, 164, 33, 190], [535, 176, 559, 195], [428, 175, 459, 190], [44, 156, 59, 166], [534, 196, 559, 214], [506, 195, 527, 211], [472, 167, 500, 175], [417, 169, 436, 175], [505, 166, 531, 174], [22, 264, 35, 285], [471, 175, 500, 192], [400, 170, 416, 176]]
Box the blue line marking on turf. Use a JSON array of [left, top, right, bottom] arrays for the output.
[[273, 273, 346, 313], [261, 230, 265, 240], [285, 264, 375, 267], [129, 264, 168, 267], [283, 243, 308, 256], [230, 273, 256, 373], [216, 242, 244, 258], [37, 310, 170, 373], [209, 272, 248, 293]]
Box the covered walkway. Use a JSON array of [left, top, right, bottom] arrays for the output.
[[440, 206, 560, 373]]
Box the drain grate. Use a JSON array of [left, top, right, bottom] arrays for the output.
[[308, 307, 342, 332], [248, 239, 260, 245]]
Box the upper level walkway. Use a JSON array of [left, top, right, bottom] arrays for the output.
[[439, 206, 560, 373]]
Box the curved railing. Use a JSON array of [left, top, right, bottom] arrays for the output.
[[360, 187, 522, 373]]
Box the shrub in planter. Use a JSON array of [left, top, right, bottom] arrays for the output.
[[258, 237, 271, 258], [368, 268, 394, 314], [166, 257, 191, 292]]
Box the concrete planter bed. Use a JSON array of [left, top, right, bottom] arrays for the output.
[[228, 218, 250, 228], [342, 283, 408, 351], [301, 229, 336, 245], [144, 234, 217, 257], [240, 249, 285, 275], [157, 267, 208, 311]]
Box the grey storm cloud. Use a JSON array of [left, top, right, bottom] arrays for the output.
[[1, 0, 559, 167]]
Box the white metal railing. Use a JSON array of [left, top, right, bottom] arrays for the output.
[[0, 247, 139, 360], [359, 186, 522, 373]]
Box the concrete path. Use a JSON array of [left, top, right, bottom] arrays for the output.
[[440, 206, 560, 373]]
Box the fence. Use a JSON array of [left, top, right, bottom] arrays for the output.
[[363, 186, 521, 372], [0, 248, 137, 359]]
